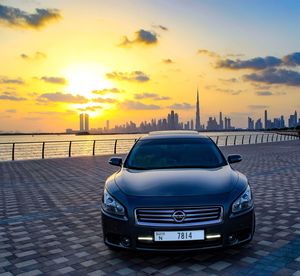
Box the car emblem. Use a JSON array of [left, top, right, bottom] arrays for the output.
[[172, 210, 186, 223]]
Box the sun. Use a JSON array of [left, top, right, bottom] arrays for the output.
[[63, 63, 112, 98]]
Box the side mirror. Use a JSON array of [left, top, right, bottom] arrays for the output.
[[109, 157, 123, 167], [227, 154, 242, 164]]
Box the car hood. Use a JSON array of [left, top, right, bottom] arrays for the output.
[[114, 165, 239, 197]]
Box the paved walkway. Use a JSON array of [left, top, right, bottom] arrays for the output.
[[0, 140, 299, 276]]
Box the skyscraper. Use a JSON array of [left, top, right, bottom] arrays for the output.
[[79, 113, 89, 132], [195, 88, 201, 130], [219, 112, 223, 130], [264, 110, 268, 129], [84, 114, 89, 132], [79, 114, 84, 132]]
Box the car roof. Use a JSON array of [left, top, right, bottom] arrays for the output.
[[140, 131, 209, 140]]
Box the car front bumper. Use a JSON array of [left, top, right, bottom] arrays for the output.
[[101, 207, 255, 251]]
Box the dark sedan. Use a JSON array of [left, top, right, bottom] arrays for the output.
[[101, 131, 255, 251]]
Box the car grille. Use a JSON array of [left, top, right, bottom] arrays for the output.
[[135, 206, 223, 226]]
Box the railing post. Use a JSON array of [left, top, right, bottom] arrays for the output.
[[267, 134, 269, 142], [255, 134, 258, 144], [114, 139, 118, 154], [42, 142, 45, 159], [12, 143, 15, 161], [225, 136, 228, 146], [234, 135, 237, 145], [216, 136, 219, 145], [276, 134, 279, 142], [272, 134, 274, 142], [249, 135, 251, 144], [261, 134, 264, 143], [93, 140, 96, 156], [241, 135, 244, 145], [69, 141, 72, 157]]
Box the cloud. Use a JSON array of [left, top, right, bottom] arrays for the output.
[[92, 97, 117, 103], [152, 24, 168, 31], [155, 96, 171, 101], [198, 49, 220, 58], [162, 58, 174, 64], [0, 4, 61, 29], [256, 91, 273, 96], [37, 92, 88, 103], [216, 52, 300, 71], [92, 88, 122, 94], [6, 109, 16, 113], [134, 92, 170, 101], [120, 29, 158, 46], [30, 110, 76, 115], [0, 77, 24, 84], [134, 92, 158, 100], [216, 88, 243, 95], [40, 76, 67, 84], [255, 91, 286, 96], [0, 92, 26, 101], [20, 51, 46, 60], [168, 103, 194, 110], [106, 71, 150, 82], [244, 68, 300, 86], [216, 56, 282, 70], [225, 53, 245, 58], [78, 105, 103, 112], [248, 105, 269, 110], [23, 117, 42, 121], [282, 52, 300, 66], [120, 100, 160, 110], [219, 78, 239, 83]]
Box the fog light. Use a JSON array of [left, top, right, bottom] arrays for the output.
[[137, 236, 153, 242], [206, 234, 221, 239], [228, 234, 236, 243], [120, 237, 131, 247]]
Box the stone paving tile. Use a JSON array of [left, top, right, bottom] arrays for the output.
[[0, 140, 299, 275]]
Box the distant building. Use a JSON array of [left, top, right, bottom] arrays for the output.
[[255, 118, 263, 130], [85, 114, 89, 132], [79, 114, 84, 132], [106, 120, 110, 131], [207, 117, 218, 131], [79, 113, 89, 132], [195, 88, 201, 130], [219, 112, 224, 130], [248, 117, 254, 130], [224, 117, 232, 130], [264, 110, 268, 129], [288, 111, 298, 128], [66, 128, 74, 134]]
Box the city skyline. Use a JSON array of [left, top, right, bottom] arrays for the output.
[[1, 1, 300, 132], [68, 91, 299, 134]]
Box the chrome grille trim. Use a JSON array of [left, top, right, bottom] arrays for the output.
[[135, 206, 223, 226]]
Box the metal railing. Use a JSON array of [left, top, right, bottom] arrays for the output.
[[0, 133, 298, 162]]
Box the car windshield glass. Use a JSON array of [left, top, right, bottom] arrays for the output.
[[124, 138, 227, 170]]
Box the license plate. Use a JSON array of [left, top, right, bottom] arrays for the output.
[[154, 230, 204, 242]]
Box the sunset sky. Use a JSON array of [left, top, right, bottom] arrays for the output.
[[0, 0, 300, 132]]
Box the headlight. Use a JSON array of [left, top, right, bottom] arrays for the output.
[[232, 185, 253, 213], [102, 189, 126, 216]]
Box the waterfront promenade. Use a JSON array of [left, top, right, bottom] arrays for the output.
[[0, 140, 300, 275]]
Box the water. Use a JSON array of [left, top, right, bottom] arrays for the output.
[[0, 131, 285, 161]]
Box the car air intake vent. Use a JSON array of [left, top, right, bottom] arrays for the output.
[[135, 206, 223, 226]]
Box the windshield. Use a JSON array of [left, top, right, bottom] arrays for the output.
[[124, 138, 227, 170]]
